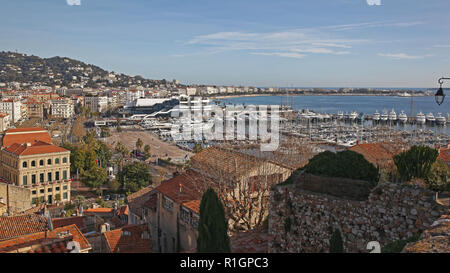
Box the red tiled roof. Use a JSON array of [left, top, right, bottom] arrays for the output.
[[52, 216, 87, 233], [2, 127, 51, 147], [0, 214, 49, 241], [4, 141, 68, 156], [191, 147, 264, 178], [182, 200, 201, 214], [103, 224, 151, 253], [438, 148, 450, 164], [84, 208, 114, 214], [0, 224, 91, 253], [116, 205, 129, 216], [155, 169, 207, 205]]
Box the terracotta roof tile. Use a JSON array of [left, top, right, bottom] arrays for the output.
[[0, 224, 91, 253], [0, 214, 49, 241], [438, 148, 450, 164], [4, 141, 68, 156], [84, 208, 114, 214], [182, 200, 201, 214], [103, 224, 151, 253], [155, 169, 207, 205], [2, 127, 51, 147], [52, 216, 87, 233]]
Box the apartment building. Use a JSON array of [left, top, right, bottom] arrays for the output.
[[24, 100, 44, 119], [0, 113, 10, 132], [0, 127, 71, 206], [84, 96, 108, 113], [50, 98, 74, 119], [0, 99, 21, 123]]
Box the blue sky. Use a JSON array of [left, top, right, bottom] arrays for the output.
[[1, 0, 450, 87]]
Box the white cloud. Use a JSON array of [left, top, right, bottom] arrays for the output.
[[252, 52, 306, 59], [378, 53, 428, 60], [366, 0, 382, 6], [183, 21, 423, 59], [66, 0, 81, 6]]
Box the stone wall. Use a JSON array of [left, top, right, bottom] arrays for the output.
[[0, 182, 32, 215], [268, 179, 449, 253]]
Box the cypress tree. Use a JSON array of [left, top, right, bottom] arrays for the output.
[[329, 229, 344, 253], [196, 188, 231, 253]]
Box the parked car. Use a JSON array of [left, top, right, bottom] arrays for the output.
[[104, 195, 110, 201], [119, 194, 125, 201], [111, 194, 118, 201]]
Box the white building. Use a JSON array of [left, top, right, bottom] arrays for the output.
[[84, 96, 108, 113], [0, 112, 10, 132], [50, 98, 75, 119], [0, 99, 22, 123], [186, 87, 197, 96]]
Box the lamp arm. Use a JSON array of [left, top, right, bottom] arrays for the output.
[[438, 77, 450, 85]]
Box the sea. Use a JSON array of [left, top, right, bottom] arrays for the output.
[[215, 95, 450, 134]]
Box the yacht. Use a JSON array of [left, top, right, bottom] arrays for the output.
[[349, 111, 358, 120], [389, 109, 397, 121], [373, 110, 380, 121], [380, 110, 389, 121], [447, 113, 450, 124], [426, 112, 435, 123], [398, 111, 408, 123], [337, 111, 344, 120], [416, 112, 426, 124], [436, 113, 446, 125]]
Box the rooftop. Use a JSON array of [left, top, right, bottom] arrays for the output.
[[2, 127, 51, 147], [0, 214, 49, 241], [4, 140, 68, 156], [103, 224, 151, 253]]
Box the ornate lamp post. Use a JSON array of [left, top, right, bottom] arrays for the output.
[[435, 77, 449, 106]]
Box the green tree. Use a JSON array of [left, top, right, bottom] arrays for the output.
[[81, 165, 108, 193], [96, 141, 112, 168], [193, 143, 203, 154], [144, 144, 151, 159], [118, 162, 151, 193], [197, 188, 230, 253], [329, 229, 344, 253], [100, 126, 111, 138], [115, 142, 129, 171], [425, 160, 450, 192], [393, 146, 439, 182], [136, 138, 143, 152], [304, 150, 379, 185], [116, 118, 122, 132], [108, 179, 121, 193]]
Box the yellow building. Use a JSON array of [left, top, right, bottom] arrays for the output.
[[0, 127, 71, 206]]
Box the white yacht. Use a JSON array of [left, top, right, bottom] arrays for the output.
[[426, 112, 435, 123], [380, 110, 389, 121], [416, 112, 426, 124], [436, 113, 446, 125], [337, 111, 344, 120], [398, 111, 408, 123], [389, 109, 397, 121], [373, 110, 380, 121], [349, 111, 358, 120], [447, 113, 450, 124]]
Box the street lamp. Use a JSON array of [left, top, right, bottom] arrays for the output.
[[435, 77, 449, 106]]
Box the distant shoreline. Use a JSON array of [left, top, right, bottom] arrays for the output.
[[212, 93, 431, 99]]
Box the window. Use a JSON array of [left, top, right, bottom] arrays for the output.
[[55, 158, 60, 164], [22, 175, 27, 185], [47, 172, 52, 182], [63, 192, 68, 199], [39, 160, 44, 166], [62, 157, 67, 163], [40, 196, 45, 202], [48, 188, 52, 192], [31, 161, 36, 167], [40, 189, 44, 194], [40, 173, 44, 182], [47, 159, 52, 165], [32, 190, 36, 195], [63, 185, 67, 190], [162, 196, 174, 212], [191, 214, 199, 229], [31, 174, 36, 184], [55, 187, 60, 191], [55, 171, 60, 181], [180, 208, 190, 223], [63, 170, 67, 180], [22, 161, 27, 168]]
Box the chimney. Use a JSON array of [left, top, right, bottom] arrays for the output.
[[179, 183, 183, 195]]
